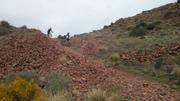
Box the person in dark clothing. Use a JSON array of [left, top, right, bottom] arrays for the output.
[[66, 32, 70, 41], [47, 28, 53, 37]]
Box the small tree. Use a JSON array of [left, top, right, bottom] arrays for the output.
[[178, 0, 180, 3]]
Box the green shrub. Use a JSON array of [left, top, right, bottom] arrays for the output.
[[154, 58, 163, 69], [0, 77, 45, 101], [129, 26, 146, 37], [137, 22, 147, 27], [58, 35, 65, 39], [44, 72, 71, 94], [146, 21, 161, 30], [20, 25, 27, 29], [104, 25, 109, 29], [0, 21, 12, 36], [129, 21, 161, 36], [0, 21, 11, 28], [4, 71, 36, 84], [146, 23, 156, 30]]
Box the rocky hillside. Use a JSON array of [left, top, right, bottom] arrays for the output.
[[64, 2, 180, 93], [67, 3, 180, 57], [0, 2, 180, 101], [0, 21, 180, 101]]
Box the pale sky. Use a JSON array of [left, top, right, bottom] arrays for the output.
[[0, 0, 176, 37]]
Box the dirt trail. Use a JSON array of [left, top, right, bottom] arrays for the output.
[[0, 31, 180, 101]]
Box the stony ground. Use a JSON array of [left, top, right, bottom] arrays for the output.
[[0, 29, 180, 101], [119, 42, 180, 63]]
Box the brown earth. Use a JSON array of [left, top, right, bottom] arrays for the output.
[[0, 28, 180, 101]]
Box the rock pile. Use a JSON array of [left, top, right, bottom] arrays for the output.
[[120, 42, 180, 63]]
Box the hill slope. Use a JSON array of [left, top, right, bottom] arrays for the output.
[[0, 22, 180, 101], [59, 3, 180, 100], [0, 3, 180, 101], [68, 3, 180, 57]]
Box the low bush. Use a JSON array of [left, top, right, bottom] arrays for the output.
[[110, 53, 120, 62], [174, 67, 180, 77], [174, 22, 180, 27], [104, 25, 109, 29], [0, 21, 11, 28], [47, 91, 72, 101], [107, 94, 121, 101], [110, 53, 120, 66], [0, 27, 12, 36], [129, 26, 146, 37], [86, 88, 128, 101], [174, 56, 180, 65], [137, 22, 147, 27], [154, 58, 163, 69], [126, 25, 133, 31], [174, 67, 180, 84], [129, 21, 161, 37], [44, 72, 71, 95], [146, 21, 160, 30], [20, 25, 27, 29], [4, 71, 36, 83], [87, 89, 106, 101], [0, 77, 45, 101], [146, 23, 156, 30], [58, 35, 65, 40]]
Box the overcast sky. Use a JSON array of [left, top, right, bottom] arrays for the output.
[[0, 0, 176, 37]]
